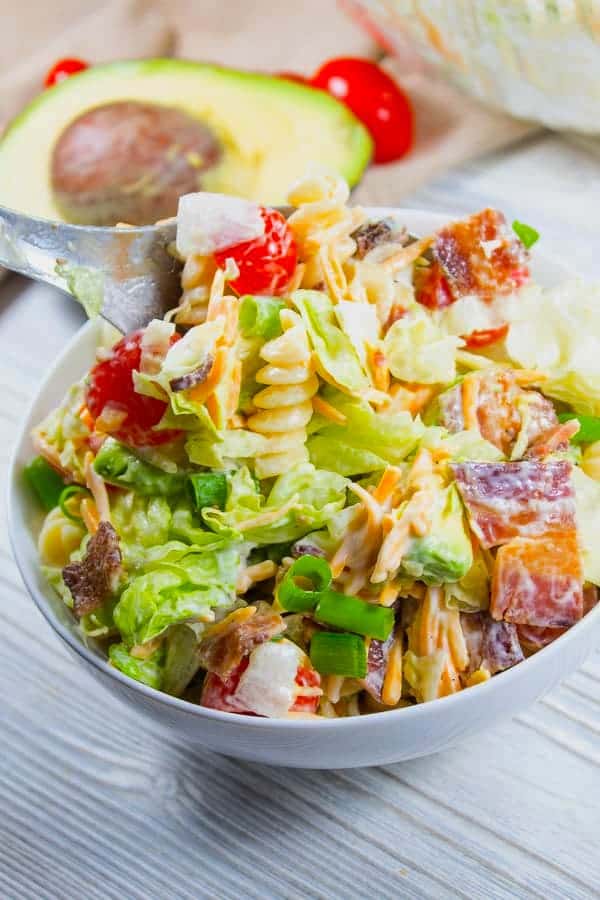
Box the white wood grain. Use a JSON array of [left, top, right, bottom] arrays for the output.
[[1, 133, 600, 900]]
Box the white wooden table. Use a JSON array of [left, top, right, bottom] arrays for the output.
[[1, 133, 599, 900]]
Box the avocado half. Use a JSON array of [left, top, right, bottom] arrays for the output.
[[0, 58, 373, 225]]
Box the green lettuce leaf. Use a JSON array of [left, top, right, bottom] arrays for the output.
[[186, 428, 267, 469], [422, 427, 504, 462], [34, 382, 91, 481], [94, 438, 186, 497], [384, 308, 463, 384], [292, 290, 370, 395], [114, 544, 240, 646], [400, 485, 473, 584], [109, 642, 165, 689], [202, 463, 348, 545], [307, 390, 424, 476], [444, 549, 490, 611], [571, 466, 600, 585]]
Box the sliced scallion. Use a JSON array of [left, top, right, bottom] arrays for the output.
[[278, 555, 332, 613], [315, 590, 394, 641], [310, 632, 367, 678], [558, 412, 600, 445], [23, 457, 65, 511], [188, 472, 228, 510], [58, 484, 91, 524]]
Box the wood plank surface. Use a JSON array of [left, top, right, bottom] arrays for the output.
[[1, 133, 599, 900]]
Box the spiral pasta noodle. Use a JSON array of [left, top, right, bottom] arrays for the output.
[[38, 507, 85, 568], [247, 309, 318, 479]]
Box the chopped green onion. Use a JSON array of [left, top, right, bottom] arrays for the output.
[[59, 484, 91, 524], [188, 472, 228, 510], [310, 632, 367, 678], [558, 412, 600, 445], [94, 437, 185, 497], [239, 295, 285, 340], [315, 590, 394, 641], [23, 457, 65, 511], [278, 555, 332, 612], [512, 220, 539, 249]]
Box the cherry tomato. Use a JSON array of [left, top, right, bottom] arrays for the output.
[[278, 71, 310, 85], [45, 57, 89, 88], [311, 57, 413, 163], [463, 323, 509, 350], [414, 262, 454, 309], [291, 665, 321, 714], [214, 207, 297, 296], [86, 330, 181, 447]]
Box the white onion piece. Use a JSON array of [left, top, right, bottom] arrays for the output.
[[233, 640, 303, 718], [176, 193, 264, 257]]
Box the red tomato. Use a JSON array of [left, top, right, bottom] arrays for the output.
[[291, 665, 321, 714], [86, 330, 181, 447], [311, 57, 413, 163], [214, 207, 297, 296], [463, 323, 509, 349], [278, 71, 310, 85], [45, 57, 89, 88], [414, 262, 454, 309], [201, 656, 320, 716]]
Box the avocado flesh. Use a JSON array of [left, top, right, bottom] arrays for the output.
[[0, 59, 373, 223]]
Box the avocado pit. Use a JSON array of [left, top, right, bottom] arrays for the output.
[[51, 100, 222, 226]]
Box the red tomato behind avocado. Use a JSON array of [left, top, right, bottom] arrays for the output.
[[311, 57, 413, 163], [86, 330, 181, 447], [45, 57, 89, 88]]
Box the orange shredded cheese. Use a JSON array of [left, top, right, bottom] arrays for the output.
[[462, 374, 480, 431], [312, 395, 348, 425]]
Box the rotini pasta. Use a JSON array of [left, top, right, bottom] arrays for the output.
[[247, 309, 318, 479], [38, 507, 85, 568]]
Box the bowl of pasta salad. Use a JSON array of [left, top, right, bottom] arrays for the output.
[[9, 173, 600, 768]]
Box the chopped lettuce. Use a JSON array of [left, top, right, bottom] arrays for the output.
[[94, 438, 186, 497], [109, 642, 165, 689], [506, 280, 600, 416], [571, 466, 600, 586], [307, 390, 424, 475], [202, 463, 348, 545], [444, 549, 490, 611], [384, 308, 463, 384], [422, 427, 504, 462], [33, 382, 91, 481], [186, 428, 267, 469], [114, 544, 240, 646], [400, 485, 473, 584], [163, 624, 201, 696], [292, 290, 370, 395], [334, 300, 380, 370]]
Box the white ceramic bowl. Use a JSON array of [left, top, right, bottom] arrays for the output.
[[8, 208, 600, 768]]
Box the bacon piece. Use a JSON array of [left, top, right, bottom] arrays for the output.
[[452, 460, 576, 548], [62, 521, 122, 617], [415, 208, 529, 308], [526, 419, 580, 460], [461, 612, 524, 674], [491, 532, 583, 628], [352, 219, 397, 258], [584, 583, 599, 614], [198, 608, 285, 678], [364, 630, 395, 701], [439, 371, 558, 458], [169, 354, 214, 393], [517, 624, 566, 655]]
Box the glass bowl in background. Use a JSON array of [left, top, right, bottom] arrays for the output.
[[342, 0, 600, 133]]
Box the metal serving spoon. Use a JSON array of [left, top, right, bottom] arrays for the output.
[[0, 205, 181, 333]]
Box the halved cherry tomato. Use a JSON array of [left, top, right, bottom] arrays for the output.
[[292, 665, 321, 714], [45, 57, 89, 88], [86, 330, 181, 447], [311, 57, 413, 163], [463, 323, 509, 350], [214, 207, 297, 296]]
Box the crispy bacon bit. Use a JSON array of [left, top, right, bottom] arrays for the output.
[[364, 630, 395, 701], [62, 521, 122, 617], [491, 532, 583, 628], [461, 612, 524, 674], [584, 583, 599, 614], [415, 208, 530, 308], [517, 624, 566, 655], [452, 460, 576, 548], [198, 607, 285, 678], [169, 354, 214, 393], [462, 324, 509, 350], [526, 419, 580, 459], [352, 218, 407, 259], [291, 540, 327, 559]]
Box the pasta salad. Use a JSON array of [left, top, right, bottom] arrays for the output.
[[25, 173, 600, 719]]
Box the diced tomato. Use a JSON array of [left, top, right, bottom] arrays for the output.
[[491, 532, 583, 628], [278, 71, 310, 85], [413, 262, 454, 309], [291, 665, 321, 714], [214, 207, 297, 297], [463, 323, 509, 349], [311, 57, 413, 163], [86, 330, 182, 448], [45, 57, 88, 88]]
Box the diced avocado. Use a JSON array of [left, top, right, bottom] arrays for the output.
[[0, 59, 372, 225], [399, 484, 473, 585]]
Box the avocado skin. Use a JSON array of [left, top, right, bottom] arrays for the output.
[[0, 59, 373, 223]]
